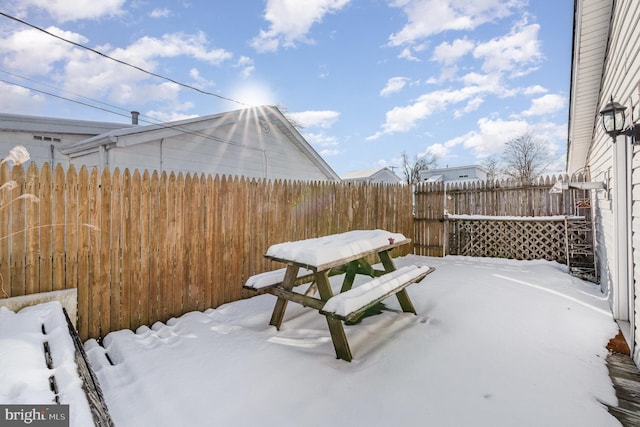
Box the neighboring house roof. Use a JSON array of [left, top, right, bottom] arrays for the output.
[[60, 105, 340, 181], [567, 0, 613, 174], [419, 165, 488, 183], [424, 175, 444, 183], [0, 112, 133, 135], [341, 167, 402, 183]]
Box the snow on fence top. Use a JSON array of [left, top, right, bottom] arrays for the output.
[[447, 214, 586, 221]]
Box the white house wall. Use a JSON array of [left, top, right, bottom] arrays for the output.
[[0, 131, 71, 168], [585, 0, 640, 361], [371, 169, 402, 184], [94, 118, 331, 181]]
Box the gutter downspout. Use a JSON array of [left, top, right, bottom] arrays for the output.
[[99, 145, 107, 170], [613, 132, 633, 352], [626, 133, 635, 359]]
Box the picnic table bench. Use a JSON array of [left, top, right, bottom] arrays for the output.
[[243, 229, 435, 361]]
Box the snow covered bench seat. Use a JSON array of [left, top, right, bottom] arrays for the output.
[[320, 265, 434, 323], [243, 267, 315, 291]]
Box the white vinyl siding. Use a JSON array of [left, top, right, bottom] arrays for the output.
[[101, 117, 332, 181], [584, 0, 640, 361]]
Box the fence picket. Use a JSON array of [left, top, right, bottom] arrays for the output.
[[25, 163, 40, 295], [99, 168, 112, 338], [149, 172, 161, 323], [64, 166, 78, 303], [88, 167, 101, 339], [110, 169, 122, 332], [0, 164, 10, 298], [139, 170, 151, 327], [10, 165, 26, 296], [129, 170, 142, 331], [52, 165, 65, 291]]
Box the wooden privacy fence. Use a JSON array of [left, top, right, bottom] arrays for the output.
[[413, 174, 590, 257], [0, 163, 413, 340]]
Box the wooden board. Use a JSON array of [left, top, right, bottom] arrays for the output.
[[606, 352, 640, 425], [52, 165, 65, 291]]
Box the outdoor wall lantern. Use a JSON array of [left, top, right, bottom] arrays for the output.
[[599, 96, 640, 143]]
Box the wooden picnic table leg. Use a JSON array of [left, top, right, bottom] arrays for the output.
[[316, 270, 353, 362], [340, 260, 359, 293], [269, 265, 299, 330], [378, 250, 396, 273], [378, 250, 417, 314], [395, 289, 417, 314]]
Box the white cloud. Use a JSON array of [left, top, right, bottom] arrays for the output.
[[0, 81, 47, 113], [188, 68, 216, 90], [398, 47, 420, 61], [368, 80, 502, 140], [116, 32, 232, 66], [305, 132, 339, 147], [429, 117, 529, 160], [463, 117, 530, 157], [388, 0, 524, 46], [0, 27, 234, 108], [380, 77, 409, 96], [424, 143, 449, 159], [288, 110, 340, 128], [473, 21, 542, 76], [432, 38, 474, 65], [523, 85, 548, 95], [146, 109, 199, 123], [251, 0, 351, 52], [0, 26, 88, 75], [520, 94, 566, 117], [15, 0, 125, 22], [150, 8, 171, 18], [454, 97, 484, 118], [234, 56, 255, 79]]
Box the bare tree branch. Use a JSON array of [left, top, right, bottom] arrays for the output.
[[401, 151, 438, 184], [501, 133, 551, 184]]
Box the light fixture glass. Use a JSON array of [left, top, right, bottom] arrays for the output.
[[600, 97, 627, 135]]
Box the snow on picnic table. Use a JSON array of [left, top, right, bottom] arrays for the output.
[[80, 255, 621, 427], [265, 229, 407, 267]]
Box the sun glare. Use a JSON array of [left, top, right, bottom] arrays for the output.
[[230, 81, 277, 107]]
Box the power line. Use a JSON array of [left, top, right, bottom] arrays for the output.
[[1, 68, 138, 118], [0, 11, 249, 107], [0, 77, 133, 120], [0, 77, 265, 151]]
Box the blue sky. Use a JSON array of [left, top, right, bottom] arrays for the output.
[[0, 0, 573, 176]]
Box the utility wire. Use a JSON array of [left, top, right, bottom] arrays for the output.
[[0, 77, 133, 120], [0, 11, 249, 107], [1, 77, 265, 150], [1, 69, 138, 118]]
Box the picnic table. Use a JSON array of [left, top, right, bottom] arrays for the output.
[[244, 229, 435, 361]]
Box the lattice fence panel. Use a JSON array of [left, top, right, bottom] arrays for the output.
[[449, 219, 570, 262]]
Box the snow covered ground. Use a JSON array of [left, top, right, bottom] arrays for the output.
[[0, 301, 94, 426], [77, 255, 621, 427]]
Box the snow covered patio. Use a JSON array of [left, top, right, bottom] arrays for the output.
[[75, 255, 623, 426]]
